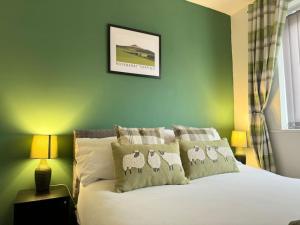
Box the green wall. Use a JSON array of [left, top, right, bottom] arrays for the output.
[[0, 0, 233, 224]]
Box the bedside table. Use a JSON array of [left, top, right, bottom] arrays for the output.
[[235, 154, 246, 165], [14, 184, 77, 225]]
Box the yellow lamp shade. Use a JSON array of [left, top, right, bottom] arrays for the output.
[[31, 135, 58, 159], [231, 131, 247, 148]]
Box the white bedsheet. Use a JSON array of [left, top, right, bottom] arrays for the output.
[[77, 165, 300, 225]]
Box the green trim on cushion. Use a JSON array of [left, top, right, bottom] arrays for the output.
[[111, 142, 188, 192], [180, 139, 239, 180]]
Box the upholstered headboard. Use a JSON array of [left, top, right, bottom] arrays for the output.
[[73, 129, 116, 203]]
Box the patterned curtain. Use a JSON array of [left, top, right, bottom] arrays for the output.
[[248, 0, 288, 172]]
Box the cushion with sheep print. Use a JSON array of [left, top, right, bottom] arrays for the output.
[[111, 142, 189, 192], [179, 139, 239, 180]]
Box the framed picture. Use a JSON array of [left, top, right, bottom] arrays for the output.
[[108, 24, 161, 79]]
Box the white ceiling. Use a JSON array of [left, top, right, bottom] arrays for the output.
[[186, 0, 254, 15]]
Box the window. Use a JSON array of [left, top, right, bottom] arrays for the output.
[[280, 0, 300, 129]]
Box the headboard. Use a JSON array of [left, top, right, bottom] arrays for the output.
[[73, 129, 116, 203]]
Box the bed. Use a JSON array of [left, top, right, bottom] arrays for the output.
[[74, 130, 300, 225]]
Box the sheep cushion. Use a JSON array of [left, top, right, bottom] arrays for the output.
[[111, 142, 189, 192], [180, 138, 239, 180]]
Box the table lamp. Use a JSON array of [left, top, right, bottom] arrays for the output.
[[231, 130, 247, 155], [31, 135, 57, 194]]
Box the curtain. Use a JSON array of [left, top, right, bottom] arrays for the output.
[[248, 0, 288, 172]]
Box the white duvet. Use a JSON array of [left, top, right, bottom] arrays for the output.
[[77, 165, 300, 225]]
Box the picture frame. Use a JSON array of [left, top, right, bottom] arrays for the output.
[[108, 24, 161, 79]]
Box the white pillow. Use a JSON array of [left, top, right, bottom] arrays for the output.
[[75, 137, 117, 186], [75, 130, 175, 186]]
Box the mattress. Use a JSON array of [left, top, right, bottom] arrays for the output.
[[77, 165, 300, 225]]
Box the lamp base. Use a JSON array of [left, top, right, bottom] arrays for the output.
[[234, 147, 245, 156], [35, 159, 51, 195]]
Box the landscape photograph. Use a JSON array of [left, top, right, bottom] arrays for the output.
[[116, 44, 155, 66]]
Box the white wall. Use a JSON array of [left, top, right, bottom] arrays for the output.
[[231, 8, 249, 132], [231, 7, 260, 168], [231, 6, 300, 178]]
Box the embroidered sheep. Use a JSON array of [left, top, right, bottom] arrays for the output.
[[159, 151, 182, 171], [216, 146, 234, 161], [148, 150, 161, 172], [187, 145, 206, 165], [206, 146, 218, 162], [123, 151, 145, 175]]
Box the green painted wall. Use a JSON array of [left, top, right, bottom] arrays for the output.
[[0, 0, 233, 224]]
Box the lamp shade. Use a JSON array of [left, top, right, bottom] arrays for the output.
[[31, 135, 58, 159], [231, 131, 247, 148]]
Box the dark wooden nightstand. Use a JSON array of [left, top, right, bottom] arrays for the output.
[[14, 184, 77, 225], [235, 154, 246, 165]]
